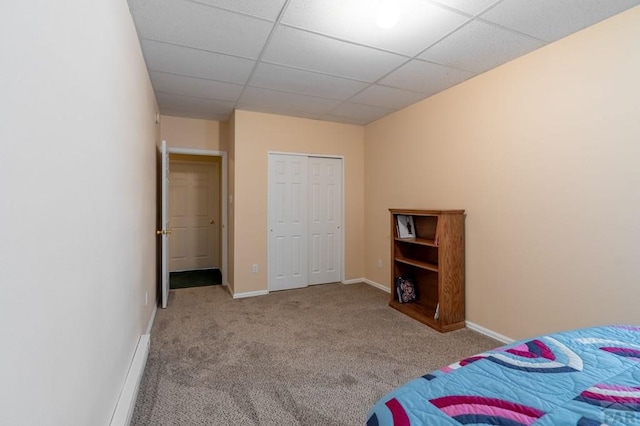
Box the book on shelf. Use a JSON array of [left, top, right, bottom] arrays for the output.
[[395, 214, 416, 239], [395, 277, 417, 304], [434, 303, 440, 320]]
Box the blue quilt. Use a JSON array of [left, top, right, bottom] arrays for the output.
[[366, 325, 640, 425]]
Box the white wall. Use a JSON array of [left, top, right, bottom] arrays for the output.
[[0, 1, 158, 425]]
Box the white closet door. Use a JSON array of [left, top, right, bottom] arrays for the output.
[[268, 154, 309, 291], [308, 157, 342, 285]]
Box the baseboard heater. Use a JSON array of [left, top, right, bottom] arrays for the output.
[[110, 334, 151, 426]]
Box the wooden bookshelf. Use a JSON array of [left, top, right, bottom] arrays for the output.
[[390, 209, 465, 332]]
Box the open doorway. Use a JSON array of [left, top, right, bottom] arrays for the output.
[[164, 148, 228, 294]]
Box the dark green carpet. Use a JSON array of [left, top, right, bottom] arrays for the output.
[[169, 269, 221, 289]]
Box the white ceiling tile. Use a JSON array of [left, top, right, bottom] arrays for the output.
[[157, 92, 236, 118], [262, 26, 407, 82], [431, 0, 501, 15], [127, 0, 639, 124], [142, 40, 255, 84], [150, 71, 243, 101], [249, 63, 369, 100], [129, 0, 273, 58], [379, 59, 473, 95], [419, 21, 545, 73], [480, 0, 640, 42], [188, 0, 287, 21], [349, 85, 425, 110], [329, 102, 394, 123], [282, 0, 469, 56], [238, 87, 341, 116]]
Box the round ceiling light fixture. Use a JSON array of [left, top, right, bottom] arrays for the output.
[[376, 0, 400, 29]]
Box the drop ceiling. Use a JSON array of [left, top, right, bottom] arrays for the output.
[[128, 0, 640, 125]]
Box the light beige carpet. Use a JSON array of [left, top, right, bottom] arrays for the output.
[[132, 282, 500, 425]]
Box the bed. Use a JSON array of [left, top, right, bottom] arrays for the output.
[[366, 325, 640, 425]]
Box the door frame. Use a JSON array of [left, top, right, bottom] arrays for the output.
[[167, 147, 228, 287], [267, 151, 345, 288]]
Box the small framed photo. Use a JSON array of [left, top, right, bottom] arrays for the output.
[[396, 215, 415, 239]]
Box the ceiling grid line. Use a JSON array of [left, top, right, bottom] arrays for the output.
[[128, 0, 640, 124], [231, 0, 294, 113]]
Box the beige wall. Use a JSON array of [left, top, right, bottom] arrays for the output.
[[232, 110, 365, 294], [0, 1, 158, 424], [364, 7, 640, 340], [160, 115, 228, 151]]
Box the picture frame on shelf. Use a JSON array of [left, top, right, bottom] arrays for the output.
[[396, 214, 415, 239]]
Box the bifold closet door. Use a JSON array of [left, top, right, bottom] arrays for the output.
[[268, 154, 309, 291], [268, 154, 342, 292], [308, 157, 342, 285]]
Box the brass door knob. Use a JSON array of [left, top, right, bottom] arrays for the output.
[[210, 219, 215, 224]]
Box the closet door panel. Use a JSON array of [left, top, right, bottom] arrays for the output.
[[268, 154, 309, 291], [308, 157, 342, 285]]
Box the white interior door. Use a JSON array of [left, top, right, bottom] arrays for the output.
[[268, 154, 308, 291], [308, 157, 342, 285], [169, 161, 220, 272], [160, 140, 170, 309]]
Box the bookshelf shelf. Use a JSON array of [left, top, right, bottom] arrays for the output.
[[394, 255, 438, 272], [390, 209, 465, 333], [394, 237, 438, 247]]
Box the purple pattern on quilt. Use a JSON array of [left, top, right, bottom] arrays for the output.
[[575, 383, 640, 412], [600, 347, 640, 361], [431, 395, 545, 425]]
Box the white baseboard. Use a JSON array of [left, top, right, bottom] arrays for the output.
[[145, 305, 157, 335], [348, 282, 511, 344], [341, 278, 390, 293], [363, 279, 391, 293], [233, 289, 269, 299], [223, 284, 233, 297], [110, 334, 151, 426], [341, 278, 364, 285], [232, 281, 390, 298], [466, 321, 514, 344]]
